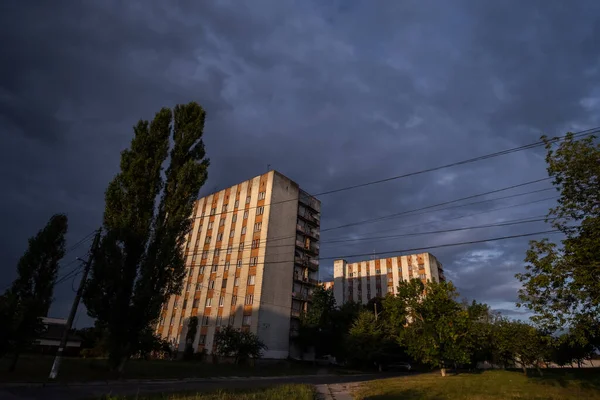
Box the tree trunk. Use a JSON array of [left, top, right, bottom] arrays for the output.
[[117, 357, 128, 376], [440, 368, 447, 377], [536, 366, 543, 377], [8, 351, 20, 372], [522, 365, 527, 376]]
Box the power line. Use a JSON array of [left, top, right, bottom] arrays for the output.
[[182, 185, 558, 259], [173, 229, 562, 315], [314, 128, 598, 196], [321, 177, 551, 232], [64, 230, 97, 254], [186, 128, 598, 223]]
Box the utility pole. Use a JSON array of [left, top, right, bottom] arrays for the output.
[[48, 228, 101, 380], [374, 303, 379, 321]]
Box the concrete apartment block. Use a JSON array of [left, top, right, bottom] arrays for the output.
[[156, 170, 320, 359], [331, 253, 445, 305]]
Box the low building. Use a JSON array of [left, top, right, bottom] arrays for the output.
[[333, 252, 445, 305], [33, 317, 82, 355]]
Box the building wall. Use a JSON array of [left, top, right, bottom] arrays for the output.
[[332, 253, 444, 306], [257, 172, 299, 359]]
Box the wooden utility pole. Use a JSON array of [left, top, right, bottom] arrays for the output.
[[48, 228, 101, 380]]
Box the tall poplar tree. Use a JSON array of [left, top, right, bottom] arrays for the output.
[[0, 214, 68, 371], [83, 102, 209, 371]]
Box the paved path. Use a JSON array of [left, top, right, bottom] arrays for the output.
[[0, 373, 403, 399], [315, 382, 359, 400]]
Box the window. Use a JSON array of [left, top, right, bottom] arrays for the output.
[[246, 195, 251, 204], [208, 221, 213, 229], [232, 295, 237, 305], [214, 248, 220, 257], [159, 316, 164, 326], [258, 192, 266, 200], [202, 316, 209, 325], [199, 334, 206, 344], [229, 315, 235, 326], [245, 294, 253, 305], [234, 277, 240, 287], [212, 264, 218, 272], [420, 273, 427, 280], [376, 269, 381, 274], [205, 236, 211, 244], [219, 218, 225, 227], [232, 214, 237, 223], [170, 315, 175, 326], [227, 245, 232, 254], [201, 211, 205, 218], [205, 297, 212, 307], [222, 279, 228, 288], [195, 237, 201, 248], [182, 299, 188, 309], [256, 206, 264, 216], [217, 232, 223, 241], [243, 210, 249, 219], [216, 315, 222, 326], [242, 315, 252, 326], [199, 266, 205, 275], [234, 200, 239, 208], [219, 296, 224, 307], [254, 222, 262, 232], [222, 205, 227, 213], [376, 288, 382, 297], [250, 257, 258, 266], [210, 207, 216, 216], [224, 261, 230, 271], [186, 283, 191, 292], [237, 260, 242, 268], [247, 275, 255, 285], [193, 298, 199, 308], [241, 226, 246, 235], [192, 254, 197, 264], [209, 280, 215, 289], [388, 286, 394, 293], [230, 230, 235, 238], [252, 239, 259, 249], [239, 242, 244, 252], [175, 299, 180, 308]]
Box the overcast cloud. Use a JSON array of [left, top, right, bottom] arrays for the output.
[[1, 0, 599, 326]]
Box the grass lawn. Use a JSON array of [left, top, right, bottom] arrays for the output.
[[355, 369, 600, 400], [0, 355, 324, 383], [99, 384, 315, 400]]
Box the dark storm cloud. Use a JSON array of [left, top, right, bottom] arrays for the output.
[[1, 0, 599, 324]]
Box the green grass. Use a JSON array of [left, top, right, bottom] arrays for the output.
[[99, 384, 315, 400], [0, 355, 324, 383], [354, 369, 600, 400]]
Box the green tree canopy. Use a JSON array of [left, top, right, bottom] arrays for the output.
[[83, 102, 209, 372], [517, 133, 600, 334]]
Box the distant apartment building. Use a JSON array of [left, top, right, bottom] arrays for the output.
[[156, 171, 320, 359], [332, 253, 445, 305], [321, 281, 334, 291]]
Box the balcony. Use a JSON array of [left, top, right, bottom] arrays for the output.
[[291, 309, 301, 318], [299, 191, 321, 213], [298, 211, 320, 225], [292, 291, 312, 302], [296, 224, 306, 234]]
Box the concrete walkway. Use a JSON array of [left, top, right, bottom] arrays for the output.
[[315, 382, 360, 400]]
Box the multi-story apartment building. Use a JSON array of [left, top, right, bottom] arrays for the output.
[[156, 170, 320, 359], [332, 253, 445, 305]]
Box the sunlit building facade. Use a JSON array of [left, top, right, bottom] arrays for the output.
[[333, 253, 445, 305], [156, 170, 320, 359]]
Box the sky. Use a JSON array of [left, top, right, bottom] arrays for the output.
[[1, 0, 599, 327]]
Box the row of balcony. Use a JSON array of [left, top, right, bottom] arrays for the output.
[[294, 255, 319, 270], [295, 239, 320, 254], [292, 291, 313, 302], [296, 224, 320, 240], [293, 273, 319, 285], [298, 210, 320, 225], [299, 191, 320, 213]]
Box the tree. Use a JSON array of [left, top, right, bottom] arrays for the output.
[[214, 326, 266, 364], [396, 280, 471, 376], [183, 316, 198, 360], [517, 133, 600, 333], [345, 310, 396, 369], [0, 214, 68, 371], [83, 103, 210, 372], [296, 286, 337, 357], [493, 319, 548, 376]]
